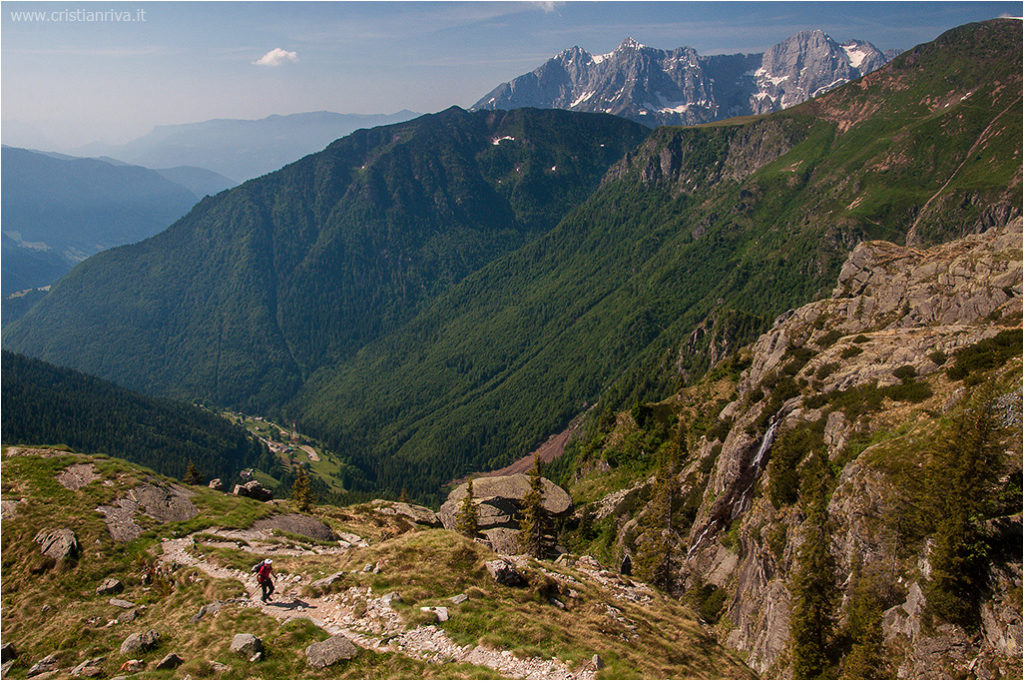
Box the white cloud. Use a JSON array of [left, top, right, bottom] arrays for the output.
[[532, 1, 564, 12], [253, 47, 299, 66]]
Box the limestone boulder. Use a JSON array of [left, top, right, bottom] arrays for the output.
[[233, 481, 274, 502], [370, 500, 441, 526], [96, 577, 123, 595], [306, 634, 358, 668], [484, 558, 527, 587], [230, 633, 262, 658], [119, 629, 160, 656], [34, 528, 78, 561]]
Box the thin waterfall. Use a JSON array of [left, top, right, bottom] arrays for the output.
[[731, 415, 781, 519]]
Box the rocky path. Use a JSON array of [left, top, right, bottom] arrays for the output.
[[160, 534, 594, 680]]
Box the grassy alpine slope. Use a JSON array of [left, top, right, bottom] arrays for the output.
[[293, 19, 1022, 499], [0, 448, 751, 679]]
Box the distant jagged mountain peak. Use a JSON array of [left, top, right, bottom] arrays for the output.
[[471, 29, 892, 127]]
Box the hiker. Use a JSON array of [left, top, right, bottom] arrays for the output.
[[255, 558, 275, 602]]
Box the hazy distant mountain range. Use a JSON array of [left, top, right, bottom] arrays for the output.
[[1, 146, 233, 294], [73, 110, 421, 182], [473, 30, 894, 127]]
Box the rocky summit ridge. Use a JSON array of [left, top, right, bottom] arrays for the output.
[[472, 30, 890, 127]]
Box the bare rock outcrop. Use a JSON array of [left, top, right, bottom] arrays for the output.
[[370, 499, 441, 526], [97, 482, 198, 541], [252, 514, 336, 541]]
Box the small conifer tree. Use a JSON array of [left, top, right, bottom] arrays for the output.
[[184, 460, 203, 485], [634, 439, 684, 592], [455, 477, 479, 537], [518, 456, 551, 558], [292, 466, 313, 513]]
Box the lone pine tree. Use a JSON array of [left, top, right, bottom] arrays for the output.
[[518, 456, 552, 558], [456, 476, 479, 537]]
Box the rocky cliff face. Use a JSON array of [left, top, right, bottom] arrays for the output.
[[572, 217, 1022, 677], [472, 31, 890, 128], [691, 217, 1021, 677]]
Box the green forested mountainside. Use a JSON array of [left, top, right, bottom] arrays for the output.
[[1, 351, 266, 483], [292, 20, 1021, 499], [3, 108, 648, 412]]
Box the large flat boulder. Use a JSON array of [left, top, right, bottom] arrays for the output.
[[439, 474, 571, 532]]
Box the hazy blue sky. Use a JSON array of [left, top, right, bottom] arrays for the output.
[[3, 1, 1020, 150]]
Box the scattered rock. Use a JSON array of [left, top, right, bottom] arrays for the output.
[[592, 654, 603, 670], [252, 514, 335, 541], [232, 481, 273, 502], [310, 572, 345, 592], [109, 598, 135, 609], [155, 654, 183, 670], [190, 601, 222, 623], [207, 661, 231, 673], [549, 597, 566, 610], [208, 478, 224, 491], [116, 609, 140, 625], [0, 660, 12, 678], [33, 528, 78, 561], [119, 630, 160, 656], [449, 593, 468, 605], [96, 577, 123, 595], [370, 499, 441, 526], [620, 554, 632, 576], [40, 605, 53, 615], [248, 652, 262, 663], [56, 463, 100, 490], [382, 592, 403, 605], [484, 558, 527, 587], [305, 633, 359, 668], [0, 498, 26, 519], [119, 660, 144, 673], [362, 563, 376, 573], [70, 657, 105, 678], [229, 633, 262, 658], [26, 653, 58, 677], [420, 606, 450, 622]]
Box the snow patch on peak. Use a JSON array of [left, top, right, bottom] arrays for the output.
[[491, 136, 515, 146], [570, 90, 597, 108], [617, 37, 646, 51], [591, 52, 612, 65], [842, 43, 868, 68]]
